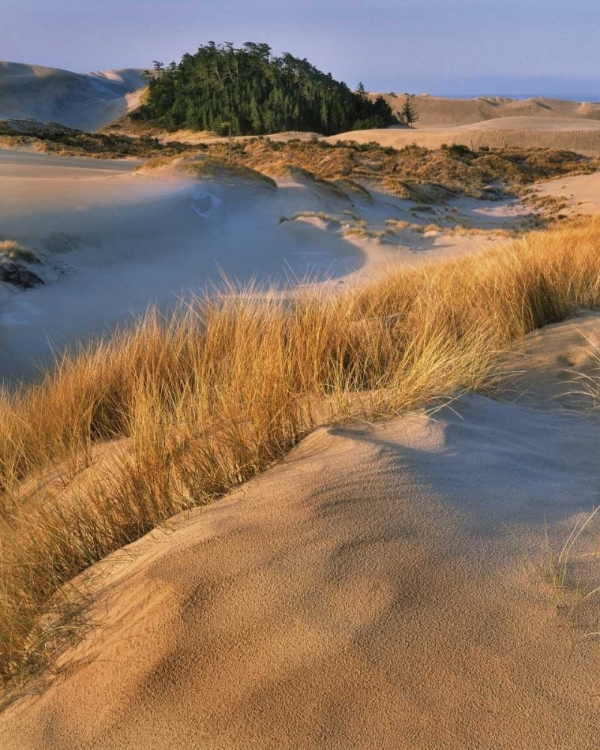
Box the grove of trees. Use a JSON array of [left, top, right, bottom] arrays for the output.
[[133, 42, 396, 136]]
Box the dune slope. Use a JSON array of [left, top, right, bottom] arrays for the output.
[[373, 93, 600, 127], [2, 317, 600, 749], [0, 63, 147, 131], [329, 116, 600, 155], [0, 149, 513, 383]]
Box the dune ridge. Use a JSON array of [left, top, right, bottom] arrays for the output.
[[2, 362, 600, 748], [329, 116, 600, 155], [0, 62, 147, 131], [372, 93, 600, 127]]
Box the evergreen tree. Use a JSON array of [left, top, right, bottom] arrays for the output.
[[400, 96, 419, 127], [134, 43, 396, 136]]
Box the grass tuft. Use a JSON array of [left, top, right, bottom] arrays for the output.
[[1, 218, 600, 688], [0, 241, 39, 264]]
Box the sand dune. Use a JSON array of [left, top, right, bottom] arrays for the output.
[[2, 314, 599, 749], [0, 150, 514, 383], [326, 94, 600, 154], [374, 92, 600, 127], [529, 170, 600, 216], [328, 115, 600, 154], [0, 62, 147, 131]]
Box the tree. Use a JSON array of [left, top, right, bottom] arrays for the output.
[[400, 96, 419, 127], [134, 42, 397, 136], [356, 82, 366, 95]]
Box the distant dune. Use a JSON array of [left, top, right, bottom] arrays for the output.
[[373, 92, 600, 127], [329, 115, 600, 155], [0, 62, 148, 131]]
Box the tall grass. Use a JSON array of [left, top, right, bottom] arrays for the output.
[[1, 218, 600, 687]]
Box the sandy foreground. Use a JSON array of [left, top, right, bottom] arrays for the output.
[[1, 314, 599, 749], [0, 149, 521, 383]]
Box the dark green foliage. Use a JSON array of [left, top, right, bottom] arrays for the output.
[[399, 96, 419, 127], [133, 42, 397, 135]]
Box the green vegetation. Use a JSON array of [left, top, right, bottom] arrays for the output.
[[399, 96, 419, 127], [133, 42, 396, 135]]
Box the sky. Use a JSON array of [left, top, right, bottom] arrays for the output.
[[3, 0, 600, 98]]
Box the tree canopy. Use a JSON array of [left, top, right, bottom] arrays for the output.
[[133, 42, 396, 136]]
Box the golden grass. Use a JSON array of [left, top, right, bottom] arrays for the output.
[[0, 240, 38, 264], [140, 155, 277, 187], [1, 218, 600, 689]]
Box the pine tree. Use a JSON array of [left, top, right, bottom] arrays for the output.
[[134, 43, 396, 136], [400, 96, 419, 127]]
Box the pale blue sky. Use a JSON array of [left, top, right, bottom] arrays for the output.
[[3, 0, 600, 97]]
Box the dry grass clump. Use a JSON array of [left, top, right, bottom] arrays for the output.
[[218, 140, 594, 202], [140, 155, 277, 187], [0, 119, 193, 160], [0, 241, 38, 264], [525, 194, 570, 214], [280, 212, 342, 226], [1, 218, 600, 688]]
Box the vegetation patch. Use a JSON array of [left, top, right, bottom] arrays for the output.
[[0, 241, 39, 265], [133, 42, 396, 135], [0, 124, 592, 205], [140, 155, 277, 187], [1, 218, 600, 692], [0, 241, 44, 290], [200, 140, 595, 203]]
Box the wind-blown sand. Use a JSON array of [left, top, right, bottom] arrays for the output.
[[2, 314, 599, 749], [0, 150, 514, 383], [0, 63, 147, 131], [328, 116, 600, 155]]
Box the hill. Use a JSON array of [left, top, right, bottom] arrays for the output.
[[0, 62, 148, 131], [329, 115, 600, 155], [373, 92, 600, 127]]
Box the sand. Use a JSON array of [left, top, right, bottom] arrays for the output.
[[373, 93, 600, 127], [0, 63, 147, 132], [503, 311, 600, 413], [0, 150, 513, 383], [328, 116, 600, 155], [528, 170, 600, 217], [1, 314, 599, 749]]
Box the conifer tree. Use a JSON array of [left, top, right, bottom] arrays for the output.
[[400, 96, 419, 127], [134, 43, 396, 136]]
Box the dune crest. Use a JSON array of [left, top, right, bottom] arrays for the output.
[[372, 92, 600, 127], [2, 317, 600, 748], [0, 62, 148, 131]]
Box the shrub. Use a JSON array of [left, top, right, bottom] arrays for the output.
[[0, 241, 39, 264]]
